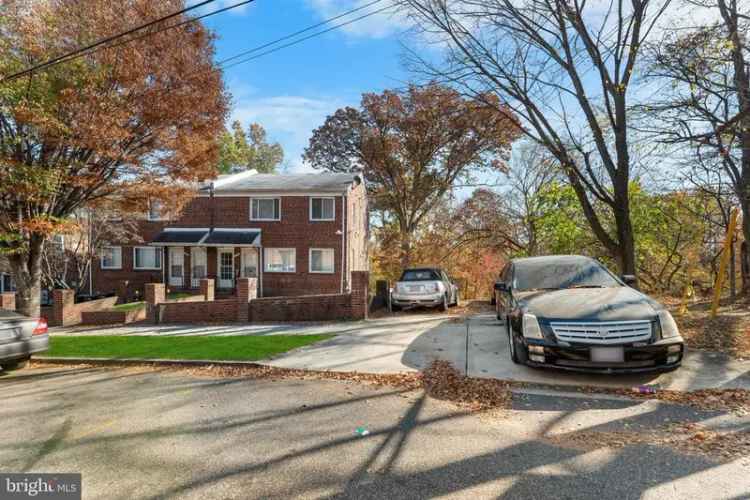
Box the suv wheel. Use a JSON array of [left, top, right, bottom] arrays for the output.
[[439, 295, 448, 312], [1, 358, 29, 371]]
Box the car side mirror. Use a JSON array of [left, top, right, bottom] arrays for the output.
[[621, 275, 637, 286], [494, 281, 508, 292]]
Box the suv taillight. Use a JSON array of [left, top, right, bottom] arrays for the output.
[[33, 318, 48, 335]]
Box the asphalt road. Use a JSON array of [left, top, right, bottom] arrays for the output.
[[1, 365, 748, 499]]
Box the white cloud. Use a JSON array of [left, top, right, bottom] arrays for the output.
[[230, 94, 350, 173], [305, 0, 411, 39]]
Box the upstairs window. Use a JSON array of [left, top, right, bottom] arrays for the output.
[[310, 197, 335, 221], [148, 200, 165, 221], [251, 198, 281, 221], [134, 246, 162, 270], [101, 246, 122, 270]]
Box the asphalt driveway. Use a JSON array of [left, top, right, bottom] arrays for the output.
[[50, 313, 750, 391], [1, 365, 748, 499]]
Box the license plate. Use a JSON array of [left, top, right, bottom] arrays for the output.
[[591, 347, 624, 363], [407, 285, 423, 293]]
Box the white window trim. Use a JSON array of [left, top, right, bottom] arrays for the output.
[[263, 247, 296, 273], [309, 248, 335, 274], [250, 197, 281, 221], [147, 200, 166, 221], [133, 246, 162, 270], [100, 246, 122, 270], [309, 197, 336, 222]]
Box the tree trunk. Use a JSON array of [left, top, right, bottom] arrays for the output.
[[614, 202, 638, 280], [741, 208, 750, 294], [7, 236, 44, 318], [400, 230, 412, 269]]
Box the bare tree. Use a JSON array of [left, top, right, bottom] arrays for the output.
[[402, 0, 672, 281], [643, 0, 750, 291]]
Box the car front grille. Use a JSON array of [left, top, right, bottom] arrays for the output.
[[549, 320, 652, 345]]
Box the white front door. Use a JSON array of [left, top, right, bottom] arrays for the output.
[[190, 247, 207, 288], [169, 247, 184, 287], [218, 248, 234, 288]]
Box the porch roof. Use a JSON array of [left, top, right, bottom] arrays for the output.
[[149, 228, 261, 247], [151, 228, 209, 246], [203, 229, 261, 247]]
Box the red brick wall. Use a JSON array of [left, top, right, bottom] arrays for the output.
[[249, 293, 352, 322], [93, 192, 366, 299], [92, 220, 165, 299], [48, 291, 118, 327], [158, 299, 238, 323], [81, 307, 145, 325]]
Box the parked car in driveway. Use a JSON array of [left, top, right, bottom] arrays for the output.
[[494, 255, 684, 373], [391, 268, 459, 312], [0, 310, 48, 371]]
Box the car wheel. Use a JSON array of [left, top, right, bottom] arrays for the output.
[[451, 290, 459, 307], [390, 303, 401, 312], [507, 317, 518, 363], [439, 295, 448, 312], [1, 358, 29, 371], [490, 295, 496, 306], [507, 318, 528, 365]]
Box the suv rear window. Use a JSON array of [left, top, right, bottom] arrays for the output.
[[400, 269, 441, 281]]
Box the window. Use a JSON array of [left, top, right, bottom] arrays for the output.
[[264, 248, 296, 273], [251, 198, 280, 221], [309, 248, 334, 274], [310, 197, 335, 221], [148, 200, 164, 221], [101, 246, 122, 269], [1, 273, 14, 293], [134, 246, 162, 270]]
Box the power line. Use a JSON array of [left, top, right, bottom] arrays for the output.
[[219, 3, 395, 70], [1, 0, 229, 83], [217, 0, 384, 67]]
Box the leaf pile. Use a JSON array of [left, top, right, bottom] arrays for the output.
[[421, 360, 512, 411], [675, 309, 750, 359], [547, 423, 750, 461], [619, 387, 750, 415]]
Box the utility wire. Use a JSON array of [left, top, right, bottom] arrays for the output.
[[219, 3, 395, 70], [217, 0, 384, 67], [1, 0, 225, 83]]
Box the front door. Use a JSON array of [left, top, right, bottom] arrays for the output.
[[218, 248, 234, 289], [169, 247, 184, 287]]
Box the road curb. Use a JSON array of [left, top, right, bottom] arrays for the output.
[[33, 356, 268, 368]]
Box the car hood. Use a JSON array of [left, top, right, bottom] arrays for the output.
[[516, 287, 661, 321]]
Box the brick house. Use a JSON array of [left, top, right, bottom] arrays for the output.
[[92, 171, 369, 299]]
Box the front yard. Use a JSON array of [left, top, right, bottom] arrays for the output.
[[46, 334, 333, 361]]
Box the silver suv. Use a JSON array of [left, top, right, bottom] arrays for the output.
[[391, 268, 459, 311]]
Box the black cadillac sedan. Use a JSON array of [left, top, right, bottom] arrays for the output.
[[494, 255, 684, 373]]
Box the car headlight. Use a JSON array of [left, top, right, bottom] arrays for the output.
[[522, 313, 543, 339], [658, 310, 681, 339]]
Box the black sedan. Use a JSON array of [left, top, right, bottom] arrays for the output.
[[494, 255, 684, 373]]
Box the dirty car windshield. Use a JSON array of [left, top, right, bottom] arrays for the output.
[[400, 270, 440, 281], [513, 259, 620, 291]]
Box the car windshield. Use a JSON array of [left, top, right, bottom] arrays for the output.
[[513, 258, 621, 291], [400, 269, 441, 281]]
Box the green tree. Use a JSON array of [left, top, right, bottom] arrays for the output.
[[218, 121, 283, 174]]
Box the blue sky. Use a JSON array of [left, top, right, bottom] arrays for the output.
[[196, 0, 412, 172]]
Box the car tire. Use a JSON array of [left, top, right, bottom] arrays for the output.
[[1, 358, 29, 371], [390, 303, 401, 312], [450, 290, 459, 307], [490, 295, 496, 306], [439, 295, 448, 312], [507, 318, 528, 365]]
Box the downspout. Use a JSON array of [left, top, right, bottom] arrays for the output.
[[341, 193, 346, 293], [88, 208, 93, 295]]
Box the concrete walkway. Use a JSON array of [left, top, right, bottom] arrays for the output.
[[50, 313, 750, 391]]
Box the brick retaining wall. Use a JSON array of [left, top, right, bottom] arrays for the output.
[[81, 307, 146, 325], [158, 299, 238, 323]]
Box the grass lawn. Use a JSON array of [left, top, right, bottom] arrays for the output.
[[167, 292, 194, 300], [47, 334, 334, 361], [111, 301, 146, 312]]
